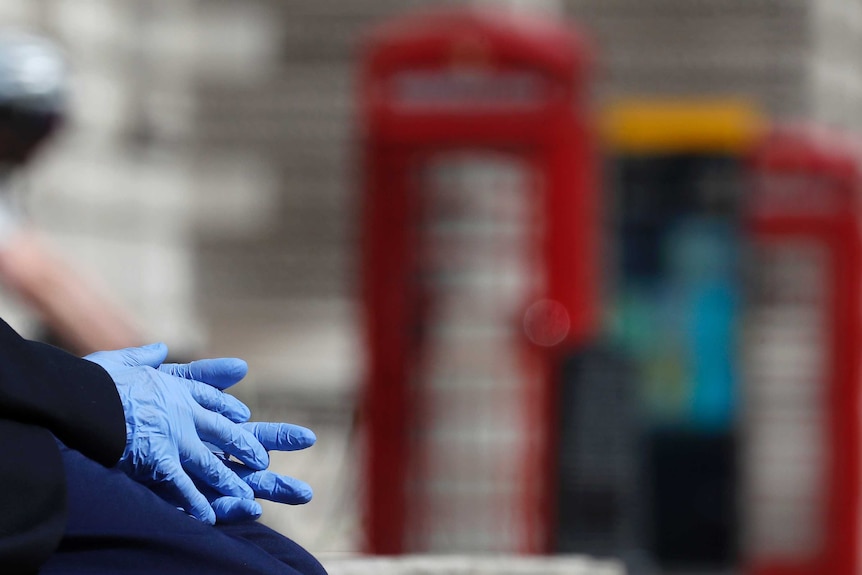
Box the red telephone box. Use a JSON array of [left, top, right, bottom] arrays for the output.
[[359, 9, 596, 554], [744, 126, 862, 575]]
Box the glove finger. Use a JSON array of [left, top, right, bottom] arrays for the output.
[[86, 343, 168, 369], [183, 441, 254, 500], [179, 377, 250, 423], [153, 461, 216, 525], [211, 496, 263, 524], [194, 408, 269, 470], [241, 422, 316, 452], [227, 463, 313, 505], [159, 358, 248, 390]]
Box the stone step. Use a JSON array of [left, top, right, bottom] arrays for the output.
[[319, 556, 626, 575]]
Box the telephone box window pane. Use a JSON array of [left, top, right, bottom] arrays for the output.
[[610, 154, 743, 429], [743, 241, 829, 559], [404, 152, 545, 552]]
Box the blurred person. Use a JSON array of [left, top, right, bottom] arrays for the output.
[[0, 32, 326, 575], [0, 30, 143, 355]]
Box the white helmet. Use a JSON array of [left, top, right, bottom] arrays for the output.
[[0, 30, 66, 114], [0, 30, 66, 166]]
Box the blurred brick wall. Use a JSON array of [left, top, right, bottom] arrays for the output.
[[565, 0, 862, 130], [0, 0, 204, 353]]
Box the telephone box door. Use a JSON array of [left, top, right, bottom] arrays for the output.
[[745, 126, 862, 575], [360, 9, 596, 554]]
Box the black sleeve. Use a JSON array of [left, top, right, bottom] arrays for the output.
[[0, 318, 126, 572]]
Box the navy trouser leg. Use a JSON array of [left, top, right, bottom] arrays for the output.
[[40, 445, 327, 575], [216, 522, 328, 575]]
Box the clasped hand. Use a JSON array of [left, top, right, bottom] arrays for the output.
[[85, 343, 314, 525]]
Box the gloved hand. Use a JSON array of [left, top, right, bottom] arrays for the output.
[[86, 344, 252, 424], [206, 421, 316, 523], [85, 343, 270, 524]]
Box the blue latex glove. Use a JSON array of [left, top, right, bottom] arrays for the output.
[[138, 347, 317, 522], [206, 421, 316, 523], [85, 343, 270, 524], [86, 345, 252, 423]]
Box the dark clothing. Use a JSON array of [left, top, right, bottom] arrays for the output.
[[41, 444, 326, 575], [0, 319, 125, 572]]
